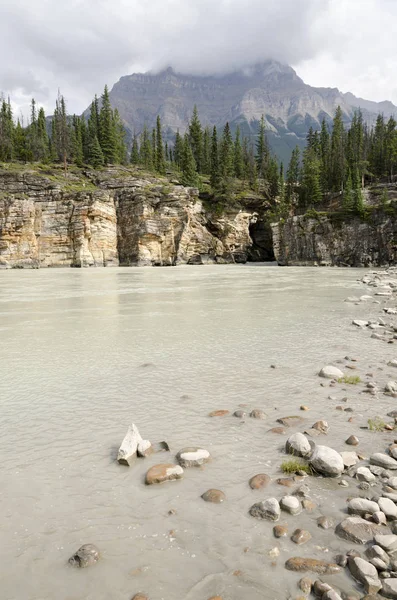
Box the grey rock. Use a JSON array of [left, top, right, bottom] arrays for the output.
[[382, 578, 397, 598], [379, 497, 397, 520], [370, 453, 397, 470], [68, 544, 100, 568], [348, 556, 381, 594], [310, 445, 344, 477], [117, 423, 143, 465], [280, 495, 302, 515], [340, 451, 360, 467], [176, 447, 211, 467], [285, 432, 312, 458], [374, 534, 397, 553], [348, 498, 380, 516], [356, 467, 377, 483], [319, 366, 344, 379], [249, 498, 280, 521], [336, 517, 390, 544]]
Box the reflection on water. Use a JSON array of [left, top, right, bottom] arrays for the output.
[[0, 265, 387, 599]]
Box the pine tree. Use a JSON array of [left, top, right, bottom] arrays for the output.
[[188, 105, 203, 172], [88, 133, 104, 168], [99, 85, 117, 164], [151, 128, 157, 170], [26, 98, 38, 161], [234, 126, 243, 179], [286, 146, 300, 205], [13, 119, 28, 162], [140, 125, 153, 171], [342, 170, 354, 211], [219, 122, 234, 180], [320, 118, 330, 192], [248, 144, 258, 191], [267, 156, 279, 200], [256, 115, 269, 178], [330, 106, 346, 192], [202, 126, 211, 174], [174, 130, 184, 168], [52, 91, 70, 173], [210, 126, 220, 190], [130, 133, 140, 164], [301, 147, 322, 208], [0, 97, 14, 161], [71, 115, 84, 167], [155, 115, 165, 174], [113, 108, 127, 164], [181, 134, 198, 186], [36, 107, 49, 162]]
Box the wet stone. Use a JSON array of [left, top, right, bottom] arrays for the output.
[[233, 410, 246, 418], [274, 525, 288, 538], [249, 498, 280, 521], [145, 464, 184, 485], [277, 416, 305, 427], [176, 447, 210, 468], [268, 427, 287, 435], [298, 577, 312, 594], [250, 409, 266, 419], [302, 499, 317, 511], [280, 496, 302, 515], [68, 544, 100, 568], [249, 473, 271, 490], [336, 517, 390, 544], [291, 529, 312, 545], [285, 557, 341, 575], [201, 489, 226, 503], [208, 410, 229, 417], [276, 477, 295, 487], [317, 516, 334, 530]]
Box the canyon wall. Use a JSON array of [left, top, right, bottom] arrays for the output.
[[272, 210, 397, 267], [0, 168, 259, 268]]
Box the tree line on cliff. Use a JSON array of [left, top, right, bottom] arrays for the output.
[[0, 87, 396, 216]]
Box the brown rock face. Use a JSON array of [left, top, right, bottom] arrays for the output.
[[249, 474, 271, 489], [145, 464, 184, 485], [0, 168, 260, 269], [285, 557, 341, 575]]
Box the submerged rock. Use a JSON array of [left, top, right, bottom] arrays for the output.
[[291, 529, 311, 545], [285, 557, 341, 575], [176, 447, 210, 467], [250, 409, 266, 419], [68, 544, 100, 568], [201, 489, 226, 503], [277, 416, 305, 427], [145, 464, 184, 485], [249, 473, 271, 490], [117, 423, 143, 465], [208, 410, 229, 417]]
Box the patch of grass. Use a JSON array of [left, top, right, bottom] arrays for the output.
[[338, 375, 361, 385], [368, 417, 387, 432], [280, 459, 312, 475]]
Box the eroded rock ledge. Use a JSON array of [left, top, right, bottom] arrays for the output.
[[0, 167, 262, 268]]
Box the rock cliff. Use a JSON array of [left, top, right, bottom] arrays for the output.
[[0, 167, 261, 268], [272, 208, 397, 267]]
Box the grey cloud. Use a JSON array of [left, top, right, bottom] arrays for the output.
[[0, 0, 396, 114]]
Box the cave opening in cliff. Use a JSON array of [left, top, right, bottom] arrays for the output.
[[248, 220, 276, 262]]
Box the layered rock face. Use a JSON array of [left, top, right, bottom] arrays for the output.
[[272, 210, 397, 267], [0, 169, 259, 268]]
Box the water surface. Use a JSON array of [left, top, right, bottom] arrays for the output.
[[0, 265, 392, 600]]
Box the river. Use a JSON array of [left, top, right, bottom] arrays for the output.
[[0, 265, 393, 600]]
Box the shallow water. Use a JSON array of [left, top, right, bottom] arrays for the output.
[[0, 265, 395, 600]]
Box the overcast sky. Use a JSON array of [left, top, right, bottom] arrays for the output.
[[1, 0, 396, 118]]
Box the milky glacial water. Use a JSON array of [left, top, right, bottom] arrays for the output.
[[0, 265, 395, 600]]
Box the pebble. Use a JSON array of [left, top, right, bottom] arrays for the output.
[[208, 410, 229, 417], [145, 464, 184, 485], [291, 529, 312, 545], [317, 516, 334, 529], [249, 498, 281, 521], [280, 496, 302, 515], [298, 577, 312, 594], [233, 410, 246, 418], [249, 473, 271, 490], [250, 409, 266, 419], [68, 544, 100, 568], [285, 557, 341, 575], [346, 435, 359, 445], [273, 525, 288, 538], [201, 489, 226, 504], [176, 447, 210, 468]]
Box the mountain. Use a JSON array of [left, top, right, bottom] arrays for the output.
[[108, 60, 397, 164]]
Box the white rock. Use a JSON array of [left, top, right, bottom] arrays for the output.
[[117, 423, 143, 465], [340, 451, 359, 467], [373, 511, 387, 525], [371, 453, 397, 470], [249, 498, 281, 521], [356, 466, 376, 483], [348, 556, 381, 594], [280, 495, 302, 515], [176, 447, 211, 467], [319, 365, 344, 379], [388, 477, 397, 490], [360, 295, 373, 301], [379, 498, 397, 520], [353, 319, 369, 327], [388, 360, 397, 368], [310, 445, 344, 477], [285, 432, 312, 458], [348, 498, 380, 516], [137, 440, 153, 457], [386, 381, 397, 394]]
